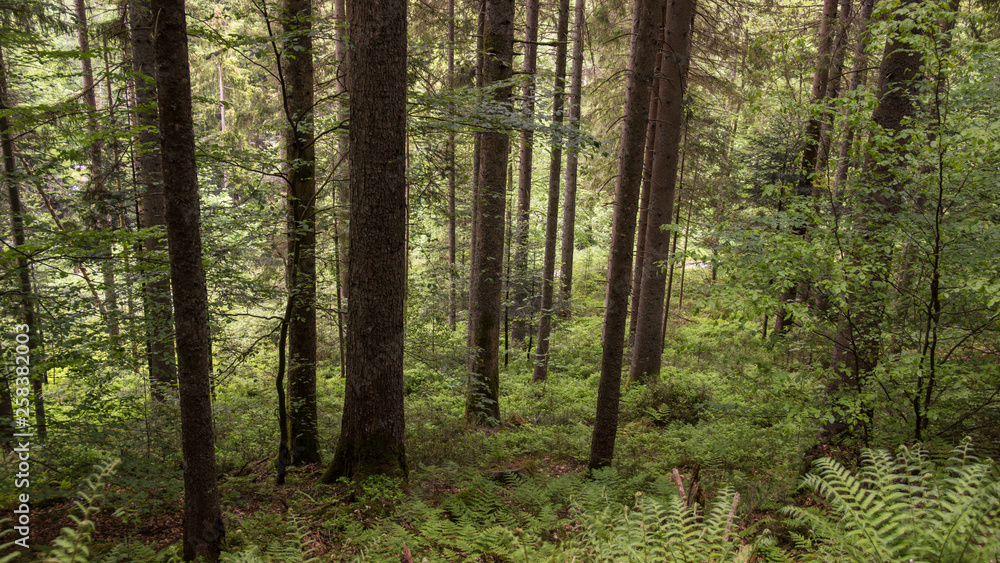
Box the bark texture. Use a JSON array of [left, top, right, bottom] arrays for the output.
[[150, 0, 223, 556], [129, 0, 177, 401], [510, 0, 540, 347], [559, 0, 587, 312], [466, 0, 513, 425], [1, 43, 46, 440], [322, 0, 408, 481], [532, 0, 571, 383], [281, 0, 320, 466], [629, 0, 694, 383], [588, 0, 664, 471], [628, 33, 662, 345]]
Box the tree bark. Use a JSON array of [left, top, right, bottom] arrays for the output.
[[629, 0, 695, 384], [322, 0, 408, 481], [832, 0, 875, 198], [559, 0, 587, 315], [532, 0, 570, 383], [588, 0, 664, 471], [774, 0, 839, 334], [75, 0, 119, 337], [334, 0, 349, 354], [466, 0, 513, 426], [447, 0, 458, 330], [1, 43, 46, 441], [150, 0, 223, 555], [628, 33, 662, 346], [510, 0, 540, 347], [129, 0, 178, 402], [281, 0, 320, 466], [822, 0, 923, 449]]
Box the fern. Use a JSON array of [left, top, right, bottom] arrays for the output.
[[42, 458, 120, 563], [556, 487, 748, 562], [785, 441, 1000, 563]]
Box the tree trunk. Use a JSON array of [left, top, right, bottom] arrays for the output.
[[75, 0, 118, 337], [1, 43, 46, 441], [815, 0, 852, 177], [281, 0, 320, 466], [532, 0, 570, 383], [588, 0, 663, 471], [130, 0, 178, 402], [466, 0, 513, 426], [629, 0, 695, 384], [627, 38, 661, 346], [822, 0, 923, 449], [774, 0, 838, 334], [832, 0, 875, 198], [322, 0, 408, 481], [559, 0, 587, 315], [447, 0, 458, 330], [510, 0, 540, 347], [150, 0, 223, 555], [334, 0, 349, 354]]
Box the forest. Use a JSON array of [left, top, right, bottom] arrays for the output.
[[0, 0, 999, 558]]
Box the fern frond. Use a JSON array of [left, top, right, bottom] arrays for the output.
[[787, 443, 1000, 563]]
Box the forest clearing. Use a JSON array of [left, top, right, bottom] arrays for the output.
[[0, 0, 999, 559]]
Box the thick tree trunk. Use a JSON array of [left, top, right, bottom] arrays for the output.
[[1, 44, 46, 441], [774, 0, 839, 334], [466, 0, 513, 426], [281, 0, 320, 466], [129, 0, 178, 402], [322, 0, 408, 481], [629, 0, 695, 384], [532, 0, 570, 383], [150, 0, 223, 556], [588, 0, 663, 471], [558, 0, 586, 314], [510, 0, 540, 347], [822, 0, 923, 449]]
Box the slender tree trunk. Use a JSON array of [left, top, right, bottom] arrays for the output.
[[559, 0, 586, 315], [822, 0, 923, 449], [466, 0, 513, 426], [532, 0, 570, 383], [774, 0, 839, 334], [510, 0, 540, 346], [832, 0, 875, 198], [662, 146, 688, 335], [334, 0, 349, 351], [76, 0, 118, 337], [281, 0, 320, 466], [588, 0, 664, 471], [1, 44, 46, 441], [629, 0, 695, 384], [467, 0, 485, 346], [322, 0, 408, 481], [150, 0, 223, 555], [447, 0, 458, 330], [130, 0, 178, 402], [628, 19, 663, 345], [815, 0, 852, 177]]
